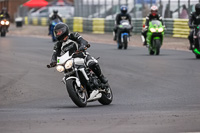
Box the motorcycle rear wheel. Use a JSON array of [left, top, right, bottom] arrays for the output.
[[66, 79, 87, 107], [98, 83, 113, 105]]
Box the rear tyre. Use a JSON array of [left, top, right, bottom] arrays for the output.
[[98, 83, 113, 105], [66, 79, 87, 107], [123, 35, 128, 49]]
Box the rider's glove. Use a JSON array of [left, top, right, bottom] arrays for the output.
[[189, 25, 195, 28], [78, 45, 87, 51]]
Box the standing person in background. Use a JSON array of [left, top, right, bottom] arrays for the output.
[[180, 5, 188, 19], [164, 4, 172, 18]]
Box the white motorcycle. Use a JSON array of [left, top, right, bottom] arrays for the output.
[[47, 45, 113, 107]]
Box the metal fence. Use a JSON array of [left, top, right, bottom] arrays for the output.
[[74, 0, 200, 19]]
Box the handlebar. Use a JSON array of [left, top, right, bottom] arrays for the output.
[[47, 44, 91, 68], [86, 44, 90, 48]]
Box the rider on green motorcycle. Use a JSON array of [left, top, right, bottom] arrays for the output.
[[142, 5, 164, 46], [188, 3, 200, 50]]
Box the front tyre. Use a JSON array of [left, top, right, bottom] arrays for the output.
[[155, 39, 161, 55], [66, 79, 87, 107], [98, 83, 113, 105], [123, 35, 128, 49], [1, 31, 6, 37]]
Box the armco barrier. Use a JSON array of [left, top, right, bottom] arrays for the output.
[[23, 17, 190, 38]]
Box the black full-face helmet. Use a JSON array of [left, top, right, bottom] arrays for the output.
[[120, 5, 128, 14], [53, 9, 58, 15], [54, 23, 69, 42], [2, 7, 7, 13], [195, 3, 200, 14]]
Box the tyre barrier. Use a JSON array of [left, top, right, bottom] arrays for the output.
[[23, 17, 190, 38]]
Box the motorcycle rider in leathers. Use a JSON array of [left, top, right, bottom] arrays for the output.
[[48, 10, 63, 35], [188, 3, 200, 50], [113, 5, 132, 41], [141, 5, 164, 46], [0, 7, 10, 32], [48, 23, 108, 97]]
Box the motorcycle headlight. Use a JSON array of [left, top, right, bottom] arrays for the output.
[[56, 65, 65, 72], [5, 21, 9, 25], [150, 28, 156, 32], [65, 60, 73, 69], [1, 21, 4, 25], [52, 22, 56, 26], [158, 28, 163, 32]]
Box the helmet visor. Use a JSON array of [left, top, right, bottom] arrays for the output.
[[196, 8, 200, 14], [55, 26, 66, 36], [151, 11, 157, 16]]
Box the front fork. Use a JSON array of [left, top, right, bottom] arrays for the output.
[[121, 33, 129, 42], [62, 68, 89, 89]]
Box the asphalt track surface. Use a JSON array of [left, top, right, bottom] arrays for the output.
[[0, 35, 200, 133]]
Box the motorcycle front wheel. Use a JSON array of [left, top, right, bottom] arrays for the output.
[[66, 79, 87, 107], [1, 31, 6, 37], [98, 83, 113, 105], [123, 35, 128, 49], [155, 39, 161, 55]]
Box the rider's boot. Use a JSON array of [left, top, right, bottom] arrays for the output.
[[189, 41, 193, 50], [91, 64, 108, 84], [113, 31, 117, 41], [48, 25, 51, 35], [143, 40, 147, 46], [189, 45, 192, 50]]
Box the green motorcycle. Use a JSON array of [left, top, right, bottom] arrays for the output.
[[146, 20, 164, 55], [191, 25, 200, 59]]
